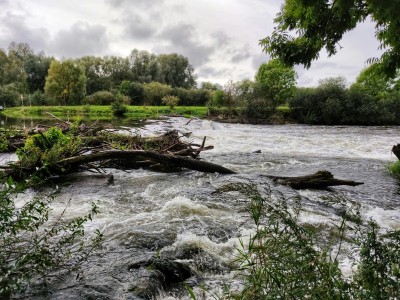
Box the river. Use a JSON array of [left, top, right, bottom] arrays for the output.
[[4, 117, 400, 299]]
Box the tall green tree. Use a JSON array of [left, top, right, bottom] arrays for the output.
[[103, 56, 132, 89], [351, 64, 400, 98], [45, 60, 86, 105], [77, 56, 112, 95], [255, 59, 296, 112], [128, 49, 160, 83], [261, 0, 400, 77], [157, 53, 196, 89]]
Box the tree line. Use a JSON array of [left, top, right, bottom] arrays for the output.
[[0, 42, 205, 107]]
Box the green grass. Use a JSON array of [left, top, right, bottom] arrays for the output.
[[388, 160, 400, 179], [2, 105, 209, 120]]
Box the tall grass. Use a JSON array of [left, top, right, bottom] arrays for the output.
[[388, 160, 400, 179]]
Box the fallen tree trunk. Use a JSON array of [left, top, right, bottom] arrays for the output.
[[56, 150, 236, 174], [392, 144, 400, 160], [269, 170, 363, 190]]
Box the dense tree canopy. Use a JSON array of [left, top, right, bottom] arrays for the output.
[[255, 59, 296, 111], [45, 60, 86, 105], [0, 42, 201, 106], [261, 0, 400, 77]]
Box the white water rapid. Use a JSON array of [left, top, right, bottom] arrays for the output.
[[4, 117, 400, 299]]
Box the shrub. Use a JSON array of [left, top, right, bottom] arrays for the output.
[[30, 90, 48, 106], [111, 94, 128, 117], [84, 91, 116, 105], [0, 181, 102, 298], [388, 161, 400, 179], [161, 95, 180, 110], [119, 81, 144, 105], [16, 127, 82, 170], [0, 84, 20, 107], [143, 82, 172, 106]]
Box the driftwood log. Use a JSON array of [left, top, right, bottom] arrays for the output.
[[269, 170, 363, 190], [392, 144, 400, 160], [57, 150, 235, 174]]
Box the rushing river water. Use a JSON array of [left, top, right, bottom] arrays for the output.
[[4, 117, 400, 299]]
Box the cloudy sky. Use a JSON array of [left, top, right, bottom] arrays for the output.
[[0, 0, 382, 87]]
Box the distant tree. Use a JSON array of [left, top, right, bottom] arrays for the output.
[[24, 52, 53, 93], [45, 60, 86, 105], [260, 0, 400, 77], [157, 53, 196, 88], [119, 80, 144, 105], [0, 84, 20, 107], [351, 64, 400, 99], [255, 59, 296, 112], [161, 95, 180, 110], [77, 56, 111, 95], [103, 56, 132, 89], [223, 80, 238, 108], [0, 43, 52, 94], [200, 81, 222, 91], [0, 49, 9, 90], [143, 82, 172, 106], [0, 45, 28, 94], [128, 49, 160, 83]]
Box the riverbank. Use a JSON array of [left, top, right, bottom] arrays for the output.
[[1, 105, 209, 120], [1, 105, 293, 125]]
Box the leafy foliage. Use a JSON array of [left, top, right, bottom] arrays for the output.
[[111, 94, 128, 117], [260, 0, 400, 77], [191, 183, 400, 299], [388, 161, 400, 179], [16, 127, 82, 170], [0, 180, 102, 298], [84, 91, 116, 105], [289, 76, 400, 125], [255, 59, 297, 111], [143, 82, 173, 106], [161, 95, 180, 110], [45, 60, 87, 105]]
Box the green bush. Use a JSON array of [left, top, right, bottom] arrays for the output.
[[111, 94, 128, 117], [30, 90, 49, 106], [0, 84, 20, 107], [84, 91, 116, 105], [0, 181, 102, 298], [119, 81, 144, 105], [289, 78, 400, 125], [161, 95, 180, 110], [388, 161, 400, 179], [143, 82, 172, 106], [16, 127, 82, 170]]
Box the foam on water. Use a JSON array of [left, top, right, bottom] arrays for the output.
[[141, 118, 400, 161]]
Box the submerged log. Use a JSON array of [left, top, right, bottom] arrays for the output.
[[269, 170, 363, 190], [392, 144, 400, 160]]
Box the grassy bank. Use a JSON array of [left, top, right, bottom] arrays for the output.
[[2, 105, 209, 120]]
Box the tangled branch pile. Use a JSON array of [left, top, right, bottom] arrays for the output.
[[0, 120, 234, 182]]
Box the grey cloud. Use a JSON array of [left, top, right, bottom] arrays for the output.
[[0, 12, 50, 52], [252, 52, 269, 68], [157, 23, 215, 66], [50, 22, 109, 58], [230, 46, 252, 63], [212, 31, 231, 47], [122, 13, 158, 39]]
